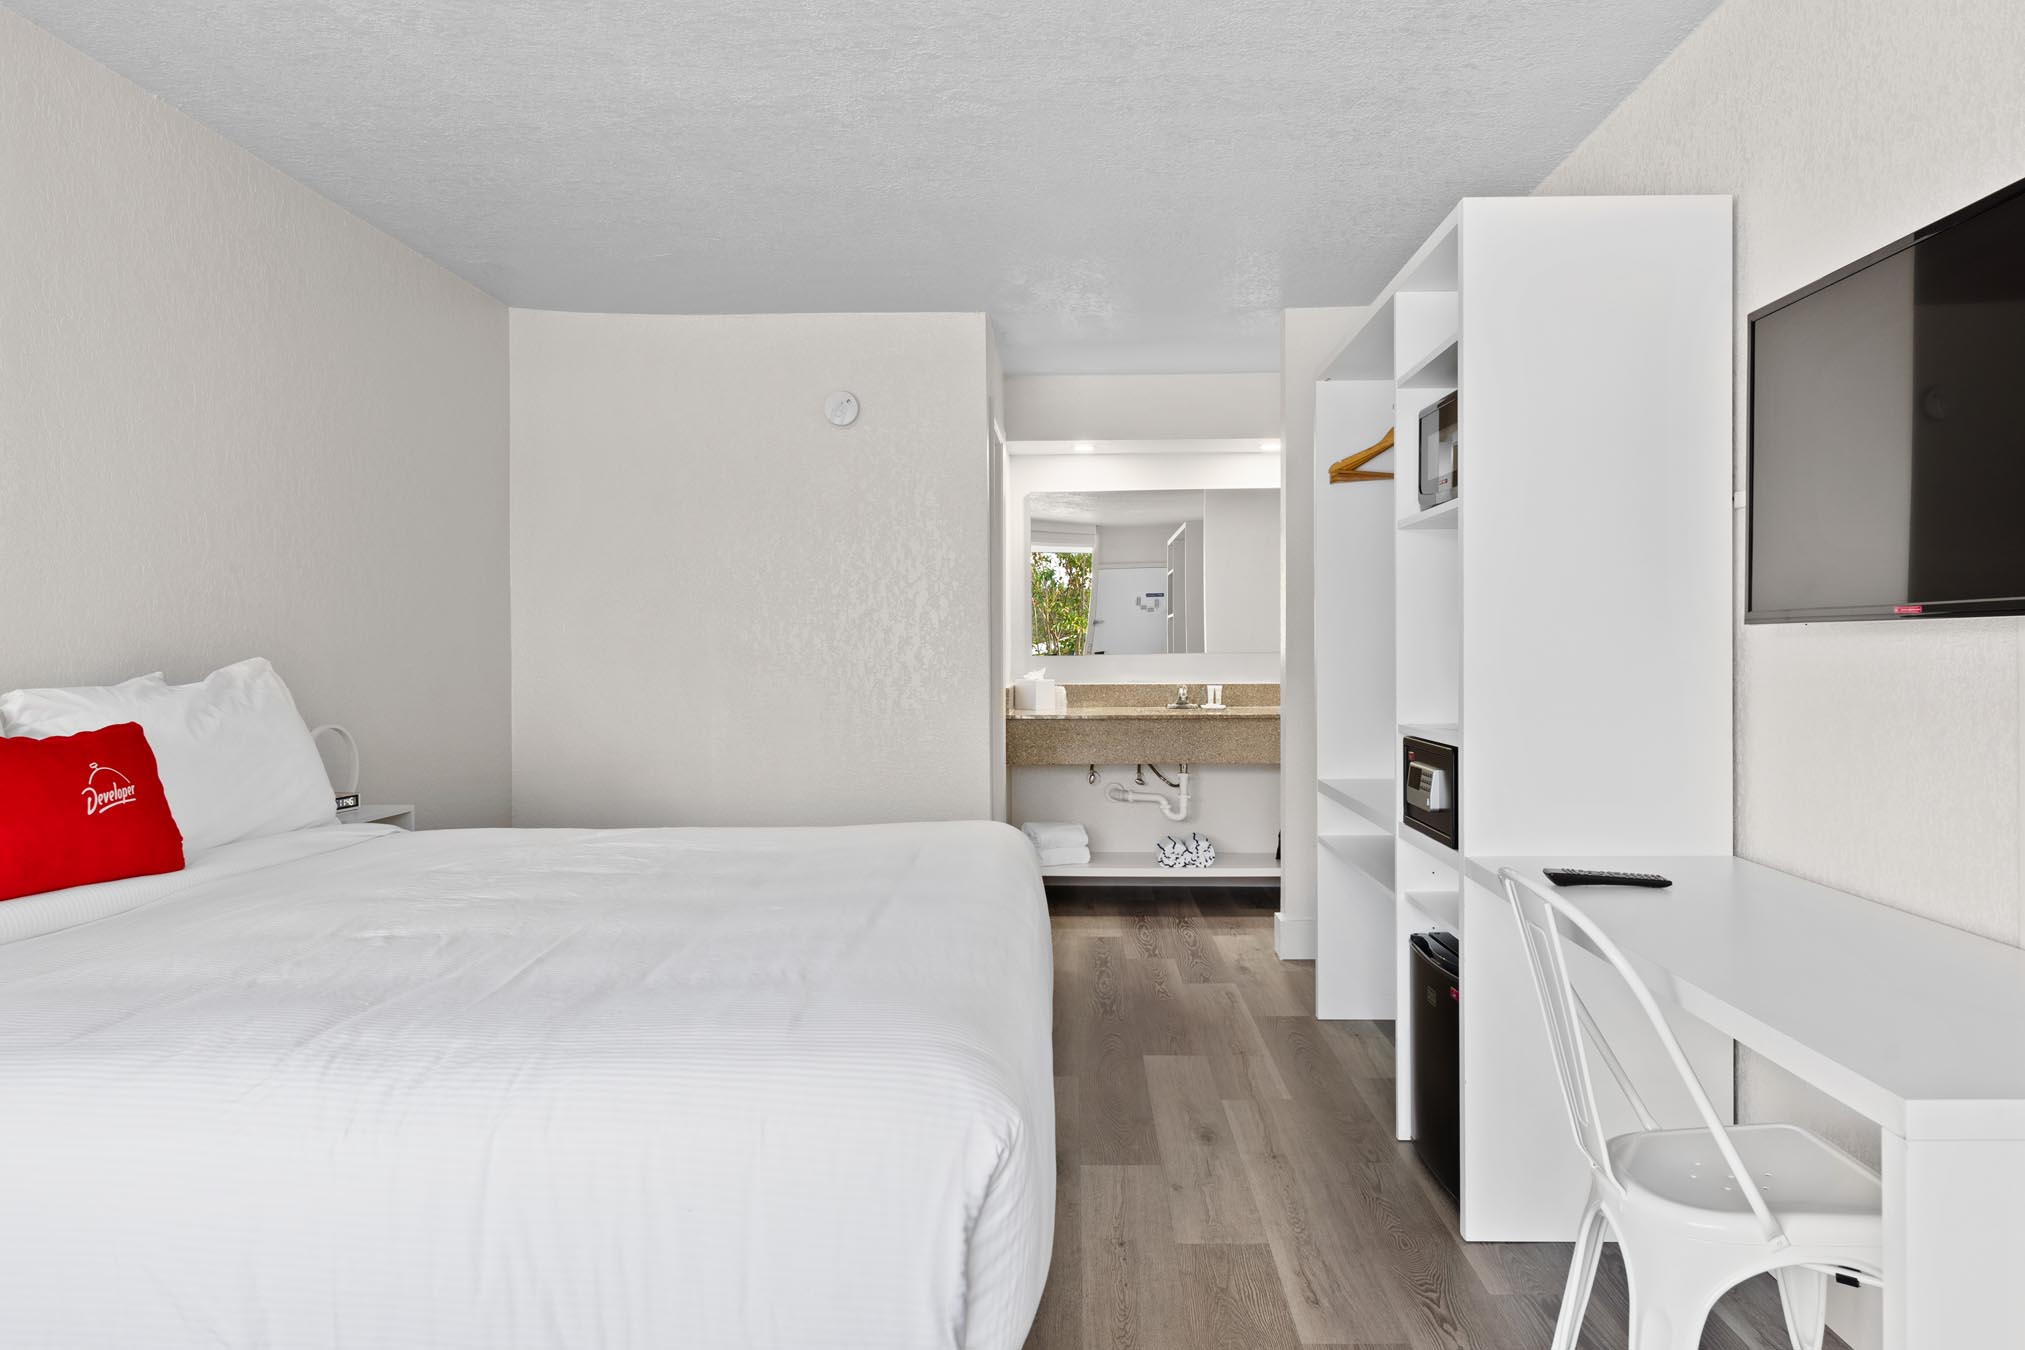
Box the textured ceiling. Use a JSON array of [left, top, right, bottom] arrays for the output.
[[7, 0, 1720, 372]]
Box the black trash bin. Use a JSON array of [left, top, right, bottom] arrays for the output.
[[1409, 930, 1461, 1197]]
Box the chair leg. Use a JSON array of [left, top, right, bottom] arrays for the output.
[[1627, 1301, 1718, 1350], [1550, 1199, 1608, 1350], [1775, 1267, 1829, 1350], [1621, 1237, 1732, 1350]]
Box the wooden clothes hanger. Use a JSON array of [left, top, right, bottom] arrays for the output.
[[1328, 426, 1395, 483]]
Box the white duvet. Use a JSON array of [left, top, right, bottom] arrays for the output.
[[0, 822, 1054, 1349]]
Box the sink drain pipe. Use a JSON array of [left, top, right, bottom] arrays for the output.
[[1103, 764, 1191, 822]]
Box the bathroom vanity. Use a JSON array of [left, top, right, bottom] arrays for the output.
[[1005, 463, 1285, 880], [1005, 683, 1280, 767]]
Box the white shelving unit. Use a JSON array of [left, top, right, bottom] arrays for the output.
[[1042, 851, 1280, 879], [1395, 337, 1458, 391], [1310, 195, 1735, 1241], [1399, 885, 1460, 932], [1395, 499, 1460, 533], [1316, 776, 1391, 830], [1317, 831, 1393, 889]]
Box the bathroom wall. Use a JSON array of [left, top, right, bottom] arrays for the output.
[[1538, 2, 2025, 1341], [1203, 489, 1280, 655], [1094, 523, 1186, 568]]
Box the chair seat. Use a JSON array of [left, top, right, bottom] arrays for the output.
[[1608, 1123, 1883, 1248]]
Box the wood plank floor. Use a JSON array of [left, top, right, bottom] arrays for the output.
[[1029, 884, 1848, 1350]]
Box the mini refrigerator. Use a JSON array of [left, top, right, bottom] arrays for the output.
[[1408, 930, 1461, 1196]]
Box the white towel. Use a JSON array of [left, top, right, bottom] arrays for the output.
[[1022, 821, 1088, 850], [1037, 845, 1091, 867]]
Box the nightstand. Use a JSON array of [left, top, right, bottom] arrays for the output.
[[340, 804, 416, 830]]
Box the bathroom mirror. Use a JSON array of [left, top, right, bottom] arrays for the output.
[[1025, 488, 1279, 656]]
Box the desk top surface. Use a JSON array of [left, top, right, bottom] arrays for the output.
[[1467, 853, 2025, 1140]]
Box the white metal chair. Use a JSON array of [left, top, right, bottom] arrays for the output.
[[1499, 867, 1884, 1350]]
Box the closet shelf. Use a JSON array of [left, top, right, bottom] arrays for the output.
[[1397, 822, 1462, 871], [1319, 833, 1394, 894], [1397, 336, 1459, 389], [1401, 888, 1461, 932], [1318, 776, 1393, 830], [1397, 498, 1461, 532]]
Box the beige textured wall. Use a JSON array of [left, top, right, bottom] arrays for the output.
[[1540, 4, 2025, 1340], [1002, 373, 1280, 442], [510, 309, 993, 827], [0, 11, 512, 827]]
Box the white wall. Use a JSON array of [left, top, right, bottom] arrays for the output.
[[1096, 523, 1184, 568], [1004, 373, 1280, 442], [988, 327, 1009, 822], [1279, 308, 1366, 957], [1031, 520, 1098, 550], [1540, 4, 2025, 1341], [510, 309, 993, 827], [0, 11, 512, 827], [1203, 489, 1279, 655]]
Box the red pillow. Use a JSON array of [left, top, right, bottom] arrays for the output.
[[0, 721, 184, 901]]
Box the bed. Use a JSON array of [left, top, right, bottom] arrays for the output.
[[0, 819, 1054, 1349]]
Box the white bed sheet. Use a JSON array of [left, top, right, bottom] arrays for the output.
[[0, 821, 1054, 1349]]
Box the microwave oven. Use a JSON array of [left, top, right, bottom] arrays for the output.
[[1418, 393, 1459, 510], [1402, 735, 1459, 849]]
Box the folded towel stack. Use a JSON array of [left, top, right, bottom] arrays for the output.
[[1022, 820, 1090, 867], [1157, 833, 1218, 869]]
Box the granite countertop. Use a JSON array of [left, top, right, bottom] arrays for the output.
[[1004, 682, 1281, 766]]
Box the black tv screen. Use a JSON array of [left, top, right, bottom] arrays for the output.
[[1748, 178, 2025, 622]]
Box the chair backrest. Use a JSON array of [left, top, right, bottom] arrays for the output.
[[1499, 867, 1786, 1245]]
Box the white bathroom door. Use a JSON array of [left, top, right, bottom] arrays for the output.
[[1089, 565, 1169, 654]]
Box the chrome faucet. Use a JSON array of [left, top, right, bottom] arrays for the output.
[[1167, 684, 1197, 709]]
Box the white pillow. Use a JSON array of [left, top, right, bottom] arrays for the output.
[[0, 658, 337, 852]]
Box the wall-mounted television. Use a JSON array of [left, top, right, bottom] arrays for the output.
[[1748, 177, 2025, 622]]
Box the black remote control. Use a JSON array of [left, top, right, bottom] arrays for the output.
[[1543, 868, 1672, 889]]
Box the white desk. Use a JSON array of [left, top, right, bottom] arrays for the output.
[[1468, 854, 2025, 1350]]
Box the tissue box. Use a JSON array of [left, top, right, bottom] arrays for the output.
[[1014, 677, 1057, 711]]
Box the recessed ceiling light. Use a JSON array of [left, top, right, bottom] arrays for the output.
[[1073, 442, 1095, 453], [1259, 439, 1282, 452]]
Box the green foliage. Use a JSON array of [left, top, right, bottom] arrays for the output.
[[1030, 549, 1093, 656]]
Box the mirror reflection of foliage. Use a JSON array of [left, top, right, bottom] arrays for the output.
[[1030, 550, 1093, 656]]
